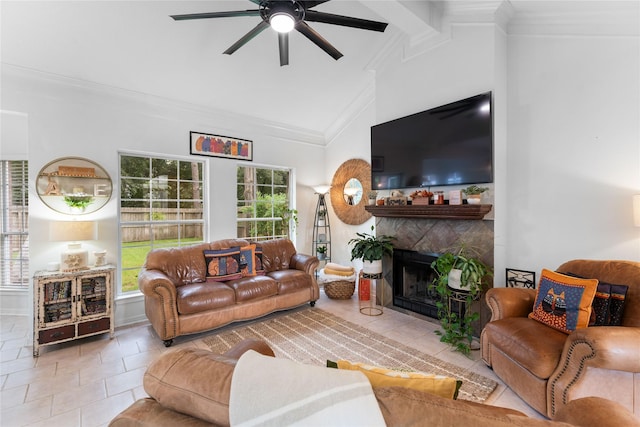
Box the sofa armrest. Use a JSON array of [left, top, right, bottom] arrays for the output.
[[138, 268, 180, 341], [548, 326, 640, 417], [485, 288, 536, 321], [291, 253, 320, 276], [553, 397, 640, 427]]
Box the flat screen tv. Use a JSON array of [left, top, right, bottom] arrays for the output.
[[371, 92, 493, 190]]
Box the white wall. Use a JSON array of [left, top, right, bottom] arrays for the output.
[[1, 66, 325, 322], [506, 33, 640, 273]]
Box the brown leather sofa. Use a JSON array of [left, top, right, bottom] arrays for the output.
[[139, 238, 319, 346], [481, 260, 640, 418], [109, 339, 640, 427]]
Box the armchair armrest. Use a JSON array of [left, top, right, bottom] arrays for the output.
[[291, 253, 320, 276], [485, 288, 536, 321], [554, 397, 640, 427], [138, 268, 180, 341], [548, 326, 640, 417]]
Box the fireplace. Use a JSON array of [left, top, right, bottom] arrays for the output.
[[392, 249, 442, 319]]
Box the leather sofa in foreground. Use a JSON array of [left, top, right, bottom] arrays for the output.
[[139, 238, 319, 346], [109, 339, 640, 427]]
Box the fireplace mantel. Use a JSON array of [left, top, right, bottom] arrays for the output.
[[365, 204, 492, 220]]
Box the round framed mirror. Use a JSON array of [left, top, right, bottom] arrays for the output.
[[36, 157, 112, 215], [330, 159, 372, 225]]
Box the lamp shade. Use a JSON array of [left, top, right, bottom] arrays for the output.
[[50, 221, 96, 271], [50, 221, 96, 242], [634, 195, 640, 227], [313, 184, 331, 195]]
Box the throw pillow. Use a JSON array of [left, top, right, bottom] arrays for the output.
[[564, 272, 629, 326], [204, 247, 242, 281], [253, 245, 265, 275], [529, 269, 598, 334], [328, 359, 461, 400], [239, 244, 256, 277]]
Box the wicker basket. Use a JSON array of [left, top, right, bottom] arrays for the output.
[[324, 280, 356, 299]]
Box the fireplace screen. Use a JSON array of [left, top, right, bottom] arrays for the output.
[[393, 249, 441, 319]]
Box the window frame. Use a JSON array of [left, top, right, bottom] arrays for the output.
[[236, 162, 296, 244], [0, 160, 29, 289], [118, 152, 207, 295]]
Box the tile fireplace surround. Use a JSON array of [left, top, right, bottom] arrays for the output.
[[374, 213, 494, 329]]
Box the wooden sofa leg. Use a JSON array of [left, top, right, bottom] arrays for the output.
[[310, 301, 316, 307], [163, 339, 173, 347]]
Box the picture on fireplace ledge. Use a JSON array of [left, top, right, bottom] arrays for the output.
[[506, 268, 536, 289]]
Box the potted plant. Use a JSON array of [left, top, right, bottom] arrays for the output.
[[462, 185, 488, 205], [367, 190, 378, 205], [430, 247, 492, 355], [349, 225, 394, 274], [317, 209, 327, 226], [316, 245, 327, 260], [63, 194, 94, 212]]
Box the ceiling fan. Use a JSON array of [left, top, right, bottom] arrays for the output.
[[170, 0, 388, 66]]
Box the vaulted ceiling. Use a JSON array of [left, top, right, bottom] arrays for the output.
[[2, 1, 637, 139]]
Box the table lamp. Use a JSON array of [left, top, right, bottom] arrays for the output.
[[50, 221, 96, 271]]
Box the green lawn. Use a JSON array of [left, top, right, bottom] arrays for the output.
[[121, 238, 202, 292]]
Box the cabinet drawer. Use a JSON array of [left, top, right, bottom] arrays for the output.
[[39, 325, 75, 344], [78, 318, 110, 336]]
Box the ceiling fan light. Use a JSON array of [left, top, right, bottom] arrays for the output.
[[270, 13, 295, 33]]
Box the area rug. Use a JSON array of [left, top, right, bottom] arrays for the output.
[[202, 308, 497, 403]]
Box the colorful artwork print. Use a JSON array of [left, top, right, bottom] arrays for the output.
[[190, 131, 252, 161]]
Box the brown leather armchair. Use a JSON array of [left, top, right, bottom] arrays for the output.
[[481, 260, 640, 418]]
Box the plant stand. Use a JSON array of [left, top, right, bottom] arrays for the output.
[[312, 192, 331, 271], [359, 271, 383, 316]]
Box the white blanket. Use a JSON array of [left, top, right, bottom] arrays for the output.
[[229, 350, 386, 427]]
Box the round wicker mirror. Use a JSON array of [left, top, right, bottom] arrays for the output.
[[330, 159, 372, 225]]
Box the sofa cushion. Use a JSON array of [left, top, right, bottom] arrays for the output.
[[529, 269, 598, 334], [204, 247, 242, 281], [590, 283, 629, 326], [254, 244, 265, 275], [483, 317, 567, 380], [144, 243, 211, 286], [227, 275, 278, 302], [268, 269, 314, 295], [176, 282, 235, 315], [259, 238, 297, 272], [143, 348, 236, 426]]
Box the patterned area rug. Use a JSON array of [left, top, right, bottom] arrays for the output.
[[202, 307, 497, 403]]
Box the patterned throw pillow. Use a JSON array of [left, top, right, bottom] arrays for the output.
[[253, 245, 265, 275], [204, 247, 242, 281], [564, 272, 629, 326], [327, 359, 461, 400], [529, 269, 598, 334], [239, 244, 256, 277]]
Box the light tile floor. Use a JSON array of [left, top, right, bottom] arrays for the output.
[[1, 291, 544, 426]]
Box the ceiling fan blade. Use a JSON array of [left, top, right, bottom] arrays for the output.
[[304, 10, 388, 32], [224, 21, 270, 55], [300, 1, 331, 9], [296, 21, 343, 60], [170, 10, 260, 21], [278, 33, 289, 66]]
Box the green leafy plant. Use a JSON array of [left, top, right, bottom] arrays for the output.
[[430, 247, 492, 355], [348, 225, 394, 262], [367, 190, 378, 199], [316, 245, 327, 254], [317, 209, 327, 219], [63, 195, 94, 210], [462, 185, 489, 195]]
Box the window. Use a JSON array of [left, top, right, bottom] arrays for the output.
[[119, 154, 205, 294], [1, 160, 29, 288], [237, 165, 295, 242]]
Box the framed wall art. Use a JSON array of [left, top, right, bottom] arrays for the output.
[[505, 268, 536, 289], [190, 131, 253, 161]]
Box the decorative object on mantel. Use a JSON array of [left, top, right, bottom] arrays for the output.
[[330, 159, 373, 225], [409, 189, 433, 205], [348, 225, 393, 275], [430, 247, 492, 356], [190, 131, 253, 161], [462, 185, 489, 205], [367, 190, 378, 205], [365, 204, 493, 220]]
